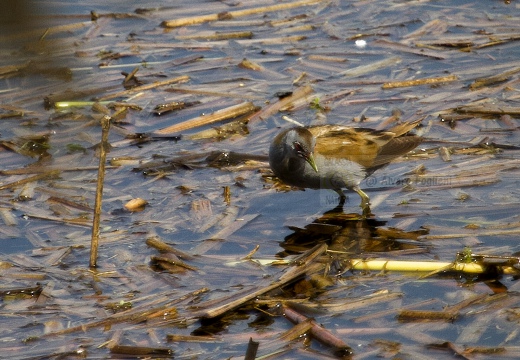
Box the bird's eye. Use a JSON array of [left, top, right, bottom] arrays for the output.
[[292, 141, 305, 157]]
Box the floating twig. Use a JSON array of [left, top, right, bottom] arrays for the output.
[[190, 244, 328, 319], [98, 75, 190, 101], [154, 102, 258, 134], [455, 104, 520, 117], [165, 87, 262, 100], [162, 0, 324, 28], [283, 304, 353, 356], [397, 309, 458, 322], [382, 74, 458, 89], [146, 236, 194, 260], [469, 66, 520, 90], [374, 39, 447, 60], [248, 85, 313, 124], [340, 56, 401, 77], [0, 170, 60, 191], [151, 255, 198, 272], [176, 31, 253, 41], [109, 345, 173, 357]]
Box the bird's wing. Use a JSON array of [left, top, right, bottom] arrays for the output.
[[308, 125, 393, 168], [371, 135, 422, 169], [309, 122, 422, 170]]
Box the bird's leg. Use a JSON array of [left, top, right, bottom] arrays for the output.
[[334, 189, 347, 206], [353, 186, 371, 217]]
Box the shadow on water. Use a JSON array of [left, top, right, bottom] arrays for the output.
[[277, 205, 430, 261]]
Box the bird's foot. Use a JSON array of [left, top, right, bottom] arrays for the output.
[[353, 186, 372, 218], [361, 203, 373, 218]]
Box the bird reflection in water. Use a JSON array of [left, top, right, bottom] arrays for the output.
[[278, 209, 430, 275]]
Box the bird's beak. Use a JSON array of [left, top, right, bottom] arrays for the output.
[[305, 153, 318, 173]]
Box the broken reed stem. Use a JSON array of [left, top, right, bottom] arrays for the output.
[[373, 39, 447, 60], [350, 259, 519, 275], [42, 288, 209, 338], [154, 101, 258, 134], [98, 75, 190, 101], [397, 294, 489, 322], [283, 304, 353, 355], [267, 257, 518, 275], [469, 66, 520, 90], [151, 255, 198, 271], [109, 345, 173, 356], [90, 115, 111, 268], [162, 0, 324, 28], [145, 236, 194, 260], [193, 261, 325, 319], [455, 104, 520, 116], [340, 56, 401, 77], [382, 74, 458, 89], [248, 84, 313, 124], [244, 338, 259, 360], [166, 87, 262, 100], [0, 170, 60, 191], [0, 21, 91, 42], [175, 31, 253, 41], [0, 165, 118, 175], [397, 309, 458, 322], [191, 244, 328, 319]]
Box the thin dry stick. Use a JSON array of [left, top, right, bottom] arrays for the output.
[[455, 104, 520, 116], [340, 56, 401, 77], [176, 31, 253, 41], [374, 39, 447, 60], [90, 115, 111, 268], [382, 74, 458, 89], [166, 87, 262, 100], [0, 165, 118, 175], [0, 21, 91, 42], [154, 102, 258, 134], [403, 292, 489, 323], [0, 62, 30, 76], [191, 244, 328, 319], [166, 334, 219, 343], [283, 305, 352, 354], [423, 228, 520, 240], [123, 67, 140, 84], [98, 75, 190, 101], [162, 0, 324, 28], [469, 67, 520, 90], [248, 85, 313, 124], [194, 262, 325, 319], [279, 319, 314, 342], [474, 34, 520, 49], [145, 236, 194, 260], [244, 338, 259, 360], [151, 255, 198, 271], [0, 170, 60, 191], [397, 309, 458, 321]]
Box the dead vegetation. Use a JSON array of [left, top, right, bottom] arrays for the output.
[[1, 0, 520, 358]]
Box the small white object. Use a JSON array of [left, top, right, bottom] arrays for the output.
[[355, 39, 367, 48]]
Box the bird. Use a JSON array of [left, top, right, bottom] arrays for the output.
[[268, 120, 422, 216]]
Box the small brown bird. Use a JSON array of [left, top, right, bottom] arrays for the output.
[[269, 120, 422, 215]]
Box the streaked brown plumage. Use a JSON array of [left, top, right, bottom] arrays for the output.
[[269, 120, 422, 215]]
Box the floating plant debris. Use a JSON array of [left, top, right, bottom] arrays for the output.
[[1, 0, 520, 358]]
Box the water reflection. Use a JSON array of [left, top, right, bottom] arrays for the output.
[[278, 209, 429, 262], [0, 0, 71, 80], [1, 1, 51, 48]]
